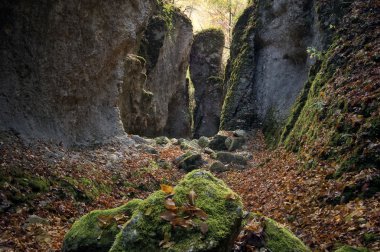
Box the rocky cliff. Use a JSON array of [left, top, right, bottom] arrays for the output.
[[190, 29, 225, 138], [0, 0, 158, 145], [281, 0, 379, 176], [221, 0, 324, 139], [121, 6, 193, 138], [223, 0, 379, 174]]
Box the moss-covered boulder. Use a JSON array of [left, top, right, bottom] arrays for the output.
[[62, 199, 142, 252], [236, 213, 311, 252], [110, 170, 243, 252]]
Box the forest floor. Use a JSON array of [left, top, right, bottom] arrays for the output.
[[0, 131, 379, 252]]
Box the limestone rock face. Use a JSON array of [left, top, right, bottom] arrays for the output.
[[221, 0, 323, 133], [190, 29, 225, 138], [122, 7, 193, 138], [0, 0, 156, 145]]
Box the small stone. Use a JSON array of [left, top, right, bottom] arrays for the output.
[[233, 129, 248, 138], [204, 147, 215, 155], [138, 144, 158, 154], [198, 136, 210, 148], [155, 136, 170, 145], [225, 137, 246, 151], [216, 152, 248, 166], [130, 135, 148, 144], [210, 161, 229, 173], [178, 154, 204, 172], [208, 135, 228, 151]]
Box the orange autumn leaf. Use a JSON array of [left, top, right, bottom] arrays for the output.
[[161, 184, 174, 194]]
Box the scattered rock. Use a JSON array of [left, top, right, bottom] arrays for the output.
[[233, 130, 248, 138], [198, 136, 210, 148], [208, 135, 228, 151], [225, 137, 246, 152], [130, 135, 148, 145], [109, 170, 244, 251], [216, 152, 248, 166], [204, 147, 215, 155], [138, 144, 158, 155], [210, 161, 229, 173], [180, 139, 201, 151], [170, 138, 179, 145], [178, 153, 204, 172], [155, 136, 170, 145], [62, 199, 142, 252]]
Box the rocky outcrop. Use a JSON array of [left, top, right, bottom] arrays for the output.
[[0, 0, 157, 145], [190, 29, 225, 138], [221, 0, 324, 140], [121, 6, 193, 138]]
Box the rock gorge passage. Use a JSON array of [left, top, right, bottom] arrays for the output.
[[0, 0, 379, 251]]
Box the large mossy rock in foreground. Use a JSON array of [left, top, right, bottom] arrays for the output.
[[62, 170, 312, 252], [110, 170, 244, 252], [62, 199, 142, 252]]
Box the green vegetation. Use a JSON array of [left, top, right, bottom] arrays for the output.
[[110, 169, 243, 251], [62, 199, 142, 252]]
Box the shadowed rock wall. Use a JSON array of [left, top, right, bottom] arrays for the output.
[[0, 0, 156, 145], [121, 7, 193, 138], [190, 29, 225, 138], [221, 0, 324, 136]]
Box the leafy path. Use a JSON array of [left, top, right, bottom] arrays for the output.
[[0, 132, 379, 251], [220, 132, 379, 251]]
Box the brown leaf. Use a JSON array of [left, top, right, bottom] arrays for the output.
[[97, 215, 115, 229], [161, 184, 174, 194], [199, 222, 208, 234], [171, 217, 193, 228], [160, 211, 177, 222], [194, 209, 208, 221], [164, 198, 177, 211]]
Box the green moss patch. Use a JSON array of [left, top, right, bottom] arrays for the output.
[[62, 199, 142, 252]]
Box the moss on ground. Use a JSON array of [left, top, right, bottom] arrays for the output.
[[62, 199, 142, 252]]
